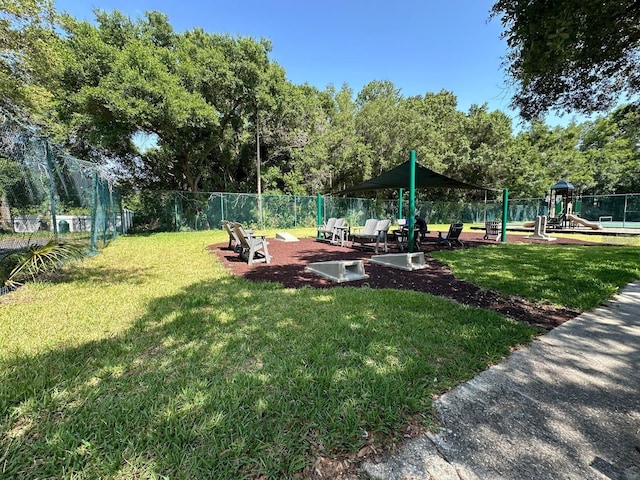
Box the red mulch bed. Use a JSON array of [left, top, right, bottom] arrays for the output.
[[209, 232, 597, 330]]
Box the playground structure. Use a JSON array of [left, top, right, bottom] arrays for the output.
[[524, 179, 602, 231], [547, 179, 577, 228], [565, 213, 602, 230]]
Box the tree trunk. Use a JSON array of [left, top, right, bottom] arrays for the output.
[[0, 194, 12, 232]]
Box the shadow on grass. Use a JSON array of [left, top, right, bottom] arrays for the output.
[[50, 264, 155, 286], [0, 275, 537, 479]]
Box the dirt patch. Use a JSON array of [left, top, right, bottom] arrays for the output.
[[209, 232, 594, 330]]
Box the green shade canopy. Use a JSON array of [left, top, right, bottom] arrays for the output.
[[339, 160, 491, 193]]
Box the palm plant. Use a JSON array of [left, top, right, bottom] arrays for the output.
[[0, 237, 85, 288]]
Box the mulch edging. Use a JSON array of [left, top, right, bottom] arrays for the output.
[[208, 233, 591, 330]]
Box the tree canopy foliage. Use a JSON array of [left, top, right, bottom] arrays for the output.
[[0, 0, 62, 123], [57, 10, 282, 193], [1, 3, 639, 206], [491, 0, 640, 120]]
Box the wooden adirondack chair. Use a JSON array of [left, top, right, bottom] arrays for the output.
[[350, 219, 378, 248], [221, 220, 240, 251], [317, 217, 337, 240], [329, 218, 348, 245]]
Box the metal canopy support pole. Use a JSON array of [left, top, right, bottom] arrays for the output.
[[501, 188, 509, 243], [256, 111, 263, 228], [398, 188, 403, 220], [408, 150, 416, 253]]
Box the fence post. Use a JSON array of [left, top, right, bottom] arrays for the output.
[[109, 184, 117, 241], [501, 188, 509, 243], [483, 190, 487, 223], [89, 170, 99, 252], [174, 192, 179, 232], [118, 191, 125, 234], [220, 193, 224, 223], [101, 180, 108, 246], [44, 141, 58, 240], [316, 194, 323, 238]]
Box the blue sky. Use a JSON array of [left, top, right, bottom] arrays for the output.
[[53, 0, 582, 127]]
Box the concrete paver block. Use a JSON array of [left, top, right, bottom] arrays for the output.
[[305, 260, 368, 283], [370, 252, 427, 271], [275, 232, 299, 242]]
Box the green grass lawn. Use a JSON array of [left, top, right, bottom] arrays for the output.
[[1, 229, 638, 479], [432, 243, 640, 310]]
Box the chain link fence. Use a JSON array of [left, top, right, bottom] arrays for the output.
[[3, 105, 638, 241], [133, 191, 491, 231], [132, 190, 640, 232], [0, 111, 129, 253]]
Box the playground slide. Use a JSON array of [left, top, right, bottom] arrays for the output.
[[566, 213, 603, 230]]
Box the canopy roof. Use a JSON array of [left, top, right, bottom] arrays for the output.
[[340, 160, 490, 194], [550, 179, 575, 191]]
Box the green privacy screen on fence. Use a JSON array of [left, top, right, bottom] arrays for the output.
[[143, 191, 494, 231], [145, 190, 640, 232]]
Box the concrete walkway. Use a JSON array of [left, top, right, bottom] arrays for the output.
[[363, 280, 640, 480]]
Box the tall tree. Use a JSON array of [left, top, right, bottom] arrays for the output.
[[512, 121, 592, 196], [580, 104, 640, 194], [58, 10, 275, 193], [454, 104, 514, 195], [252, 68, 328, 195], [355, 80, 408, 179], [0, 0, 62, 124], [325, 84, 368, 193], [492, 0, 640, 120], [404, 90, 467, 175]]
